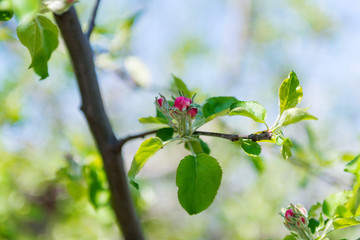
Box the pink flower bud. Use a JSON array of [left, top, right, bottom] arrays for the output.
[[157, 97, 164, 107], [174, 96, 192, 111], [300, 217, 306, 224], [187, 108, 198, 118], [285, 209, 295, 222], [297, 206, 307, 216]]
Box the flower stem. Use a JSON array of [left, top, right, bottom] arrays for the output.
[[186, 141, 196, 156], [319, 218, 333, 240]]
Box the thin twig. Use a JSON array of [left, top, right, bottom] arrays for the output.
[[86, 0, 101, 39], [113, 129, 159, 152], [112, 129, 273, 153], [195, 130, 272, 142]]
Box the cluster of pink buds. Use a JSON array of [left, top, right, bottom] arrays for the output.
[[156, 96, 198, 118], [280, 204, 312, 239], [172, 96, 198, 117], [156, 95, 198, 136]]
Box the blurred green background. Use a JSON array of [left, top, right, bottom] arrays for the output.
[[0, 0, 360, 239]]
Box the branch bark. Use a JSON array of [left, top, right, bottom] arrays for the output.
[[112, 129, 272, 153], [54, 7, 144, 240]]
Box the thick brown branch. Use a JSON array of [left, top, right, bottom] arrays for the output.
[[54, 7, 144, 240]]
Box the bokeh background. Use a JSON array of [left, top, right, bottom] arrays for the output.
[[1, 0, 360, 239]]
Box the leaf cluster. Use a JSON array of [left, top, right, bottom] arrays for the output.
[[132, 73, 317, 214]]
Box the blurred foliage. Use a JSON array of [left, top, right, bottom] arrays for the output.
[[0, 0, 359, 239]]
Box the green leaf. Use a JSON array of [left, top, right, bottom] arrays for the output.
[[0, 9, 13, 21], [322, 191, 352, 218], [279, 71, 303, 114], [185, 139, 210, 155], [128, 137, 163, 189], [249, 156, 265, 173], [346, 180, 360, 216], [344, 155, 360, 176], [87, 167, 104, 209], [172, 75, 191, 98], [308, 218, 320, 234], [333, 217, 360, 229], [199, 139, 210, 155], [139, 116, 169, 125], [123, 10, 143, 30], [202, 96, 237, 122], [229, 101, 267, 123], [17, 15, 59, 79], [308, 202, 322, 218], [176, 153, 222, 215], [281, 138, 293, 160], [241, 140, 261, 156], [0, 0, 14, 21], [156, 127, 174, 141], [10, 0, 38, 24], [275, 108, 317, 129], [283, 235, 297, 240]]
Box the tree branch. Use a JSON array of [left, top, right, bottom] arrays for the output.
[[112, 129, 272, 153], [86, 0, 101, 39], [196, 130, 272, 142], [113, 129, 158, 152], [54, 7, 144, 240]]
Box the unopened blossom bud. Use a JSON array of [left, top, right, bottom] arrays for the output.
[[187, 108, 198, 118], [296, 205, 307, 217], [174, 96, 192, 111], [281, 203, 310, 235], [285, 209, 295, 222], [157, 97, 164, 107]]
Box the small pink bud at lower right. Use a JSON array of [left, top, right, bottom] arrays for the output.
[[187, 108, 198, 118]]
